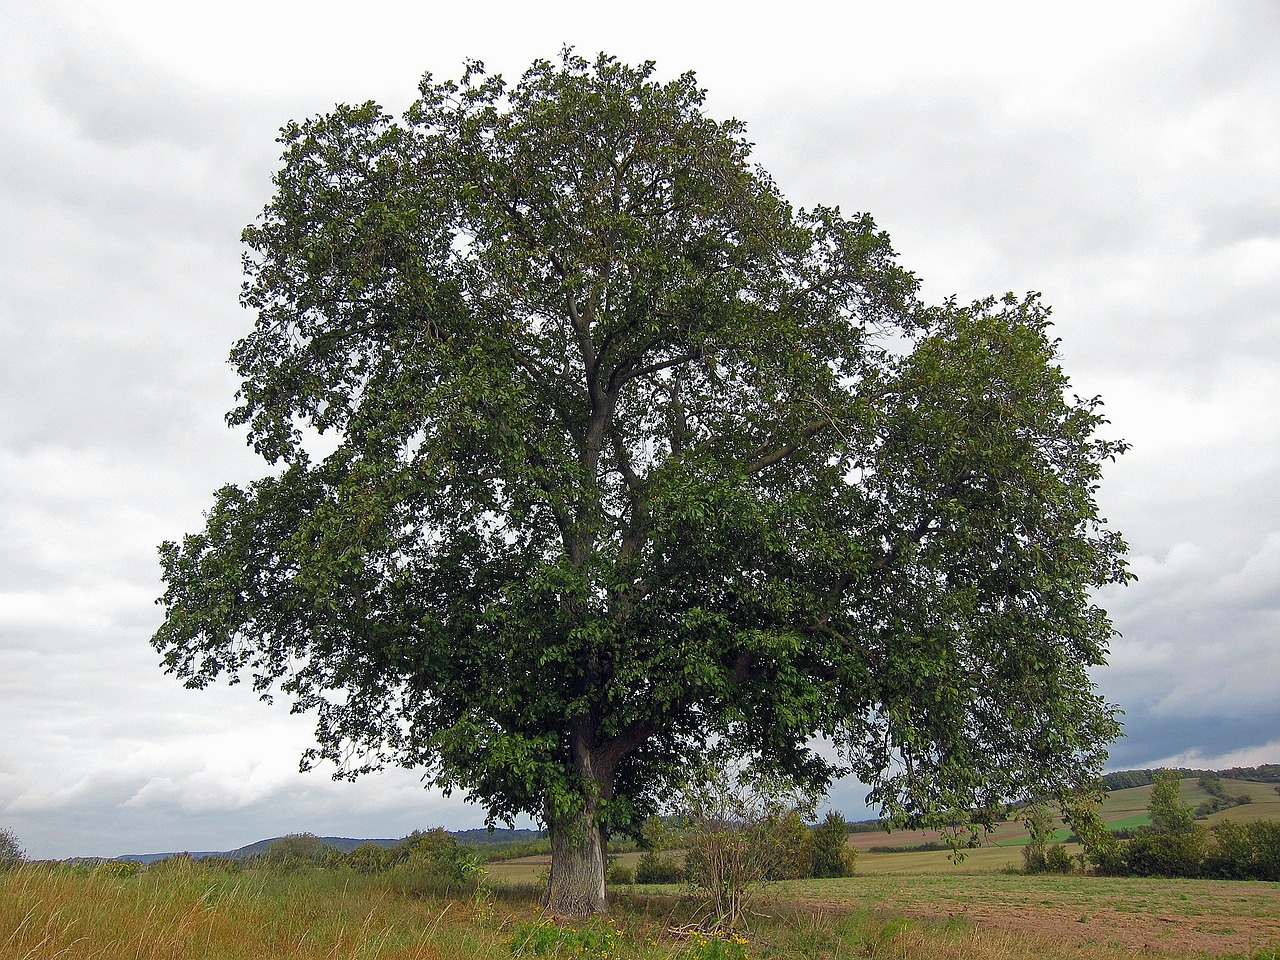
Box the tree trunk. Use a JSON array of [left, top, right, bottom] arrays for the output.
[[545, 798, 608, 916]]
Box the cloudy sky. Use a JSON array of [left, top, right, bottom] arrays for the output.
[[2, 0, 1277, 860]]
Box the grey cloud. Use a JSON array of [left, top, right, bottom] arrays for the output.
[[38, 39, 237, 151], [1105, 709, 1280, 770], [1197, 203, 1280, 249], [1099, 531, 1280, 721], [2, 0, 1278, 862]]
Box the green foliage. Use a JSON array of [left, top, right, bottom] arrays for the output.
[[507, 916, 621, 958], [1146, 770, 1195, 837], [258, 833, 342, 871], [396, 828, 485, 890], [152, 48, 1130, 913], [0, 828, 24, 870], [635, 850, 685, 884], [605, 858, 633, 885], [344, 841, 397, 873], [679, 930, 751, 960], [1020, 803, 1056, 873], [1043, 843, 1074, 874], [1203, 819, 1280, 881], [811, 811, 856, 878], [1093, 770, 1213, 877], [680, 760, 819, 927], [761, 808, 815, 880], [1121, 829, 1209, 878]]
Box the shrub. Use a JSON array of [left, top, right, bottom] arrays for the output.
[[811, 811, 856, 878], [345, 841, 396, 873], [1121, 829, 1208, 878], [759, 808, 815, 880], [1043, 843, 1074, 874], [679, 761, 815, 927], [395, 828, 484, 892], [258, 833, 341, 871], [635, 850, 685, 884], [1205, 819, 1253, 880], [1021, 804, 1049, 872], [606, 859, 634, 885], [1204, 819, 1280, 881], [0, 828, 24, 869], [1254, 820, 1280, 881]]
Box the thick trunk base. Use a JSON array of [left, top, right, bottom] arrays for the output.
[[545, 807, 607, 917]]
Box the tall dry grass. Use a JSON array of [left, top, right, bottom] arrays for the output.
[[3, 859, 1272, 960], [0, 860, 504, 960]]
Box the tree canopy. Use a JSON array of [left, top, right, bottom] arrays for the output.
[[153, 50, 1129, 915]]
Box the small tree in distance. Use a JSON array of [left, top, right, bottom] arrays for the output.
[[0, 827, 24, 869], [811, 811, 856, 878], [153, 50, 1130, 915]]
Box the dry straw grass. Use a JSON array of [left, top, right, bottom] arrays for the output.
[[4, 859, 1278, 960]]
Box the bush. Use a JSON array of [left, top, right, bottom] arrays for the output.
[[1120, 829, 1208, 878], [1204, 819, 1280, 881], [1043, 843, 1074, 874], [345, 842, 397, 874], [1020, 802, 1055, 873], [606, 859, 634, 885], [678, 762, 817, 928], [759, 808, 815, 880], [396, 828, 484, 891], [258, 833, 341, 871], [1205, 819, 1253, 880], [0, 828, 24, 869], [811, 811, 856, 878], [635, 850, 685, 884]]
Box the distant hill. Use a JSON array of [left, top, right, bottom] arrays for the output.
[[116, 827, 547, 863], [1102, 764, 1280, 791]]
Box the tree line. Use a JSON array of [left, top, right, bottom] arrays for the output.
[[1101, 764, 1280, 791], [1053, 771, 1280, 881]]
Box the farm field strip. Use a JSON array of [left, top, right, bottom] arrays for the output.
[[786, 872, 1280, 956]]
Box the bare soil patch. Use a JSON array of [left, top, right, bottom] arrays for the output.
[[791, 873, 1280, 957], [894, 900, 1280, 956]]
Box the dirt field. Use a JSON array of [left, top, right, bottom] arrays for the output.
[[789, 871, 1280, 957]]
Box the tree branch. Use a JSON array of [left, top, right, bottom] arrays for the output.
[[744, 420, 829, 474]]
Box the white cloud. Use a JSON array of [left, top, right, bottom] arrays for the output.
[[1151, 740, 1280, 772]]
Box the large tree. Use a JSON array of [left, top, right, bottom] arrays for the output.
[[154, 51, 1128, 915]]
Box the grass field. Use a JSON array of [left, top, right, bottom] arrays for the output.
[[4, 852, 1280, 960], [5, 858, 1279, 960], [6, 779, 1279, 960], [839, 778, 1280, 855]]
